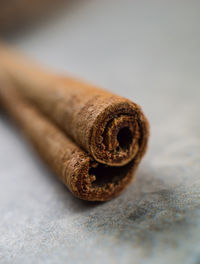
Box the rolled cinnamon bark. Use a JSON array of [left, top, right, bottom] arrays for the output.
[[0, 44, 149, 166], [0, 77, 139, 201]]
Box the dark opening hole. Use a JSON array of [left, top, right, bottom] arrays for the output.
[[89, 162, 132, 187], [117, 127, 133, 150]]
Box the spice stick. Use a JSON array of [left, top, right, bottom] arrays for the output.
[[0, 43, 149, 167], [0, 76, 138, 201]]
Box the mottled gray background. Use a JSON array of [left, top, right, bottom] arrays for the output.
[[0, 0, 200, 263]]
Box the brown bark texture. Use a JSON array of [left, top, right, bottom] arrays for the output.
[[0, 44, 149, 201]]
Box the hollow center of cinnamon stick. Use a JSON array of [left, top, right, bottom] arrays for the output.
[[117, 127, 133, 150], [89, 162, 132, 187]]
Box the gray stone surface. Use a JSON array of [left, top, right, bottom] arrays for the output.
[[0, 0, 200, 263]]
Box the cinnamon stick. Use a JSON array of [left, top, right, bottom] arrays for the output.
[[0, 44, 149, 167], [0, 76, 137, 201]]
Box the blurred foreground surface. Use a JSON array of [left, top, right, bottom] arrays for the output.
[[0, 1, 200, 263]]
